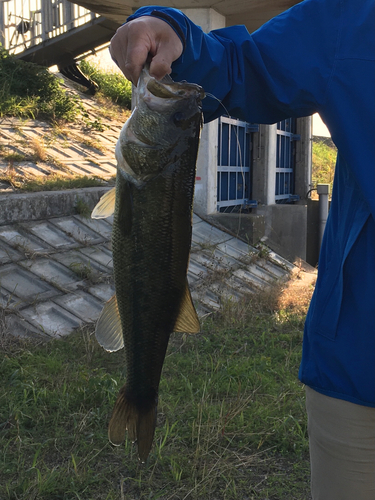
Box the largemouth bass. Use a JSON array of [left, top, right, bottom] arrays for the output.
[[92, 69, 204, 461]]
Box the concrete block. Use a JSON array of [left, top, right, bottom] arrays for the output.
[[73, 216, 113, 241], [257, 259, 291, 279], [188, 257, 209, 280], [88, 283, 115, 302], [192, 220, 231, 246], [20, 301, 82, 337], [192, 213, 202, 224], [0, 226, 52, 254], [79, 245, 113, 270], [217, 238, 256, 259], [53, 291, 103, 323], [192, 250, 230, 273], [211, 212, 266, 246], [0, 240, 24, 264], [187, 271, 200, 286], [0, 187, 112, 224], [256, 204, 307, 262], [62, 160, 116, 178], [0, 288, 23, 309], [20, 258, 82, 290], [230, 277, 257, 295], [4, 314, 49, 340], [52, 250, 110, 283], [193, 289, 221, 311], [21, 221, 78, 249], [50, 217, 104, 245], [233, 268, 273, 288], [0, 264, 60, 302]]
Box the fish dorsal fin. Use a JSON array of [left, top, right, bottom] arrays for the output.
[[174, 281, 200, 334], [91, 187, 116, 219], [95, 295, 124, 352]]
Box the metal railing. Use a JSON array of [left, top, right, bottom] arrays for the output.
[[275, 118, 300, 203], [0, 0, 98, 55], [217, 116, 258, 212]]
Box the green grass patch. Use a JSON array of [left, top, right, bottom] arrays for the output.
[[79, 59, 132, 109], [0, 173, 108, 192], [0, 47, 78, 122], [312, 138, 337, 193], [0, 286, 312, 499]]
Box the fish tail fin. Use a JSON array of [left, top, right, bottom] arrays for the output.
[[108, 387, 157, 462]]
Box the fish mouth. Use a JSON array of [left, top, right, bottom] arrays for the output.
[[139, 67, 205, 104]]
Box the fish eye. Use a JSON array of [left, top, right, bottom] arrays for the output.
[[173, 112, 185, 125]]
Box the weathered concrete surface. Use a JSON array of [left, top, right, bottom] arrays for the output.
[[0, 187, 111, 225], [255, 204, 308, 263], [211, 212, 266, 247], [0, 209, 296, 340]]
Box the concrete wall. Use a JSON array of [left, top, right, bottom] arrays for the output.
[[251, 123, 277, 205], [212, 203, 308, 263]]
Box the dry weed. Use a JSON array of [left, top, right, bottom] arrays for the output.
[[278, 270, 316, 315]]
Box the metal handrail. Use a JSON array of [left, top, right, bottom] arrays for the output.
[[0, 0, 98, 54]]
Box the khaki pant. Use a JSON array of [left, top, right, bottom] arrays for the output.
[[306, 386, 375, 500]]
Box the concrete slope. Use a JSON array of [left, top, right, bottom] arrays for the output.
[[0, 76, 297, 339], [0, 196, 295, 338]]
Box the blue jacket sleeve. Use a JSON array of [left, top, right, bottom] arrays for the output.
[[127, 1, 338, 124]]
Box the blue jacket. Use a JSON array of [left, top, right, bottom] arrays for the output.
[[128, 0, 375, 407]]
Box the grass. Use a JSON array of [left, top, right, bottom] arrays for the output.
[[312, 137, 337, 195], [0, 47, 131, 125], [0, 47, 78, 122], [0, 171, 108, 192], [79, 59, 132, 109], [0, 280, 313, 499]]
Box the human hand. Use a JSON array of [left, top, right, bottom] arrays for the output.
[[109, 16, 183, 85]]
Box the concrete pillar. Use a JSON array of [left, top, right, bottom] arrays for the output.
[[295, 116, 312, 199], [181, 8, 226, 215], [252, 123, 277, 205]]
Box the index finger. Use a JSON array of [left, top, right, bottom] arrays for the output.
[[109, 22, 152, 85]]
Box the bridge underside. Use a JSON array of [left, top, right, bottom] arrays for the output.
[[16, 17, 121, 68]]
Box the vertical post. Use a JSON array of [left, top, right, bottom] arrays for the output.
[[317, 183, 330, 247], [294, 116, 312, 198], [251, 123, 277, 205], [63, 0, 74, 31], [0, 3, 5, 48]]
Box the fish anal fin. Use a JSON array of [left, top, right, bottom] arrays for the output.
[[91, 187, 116, 219], [174, 281, 200, 334], [108, 388, 157, 463], [95, 295, 124, 352]]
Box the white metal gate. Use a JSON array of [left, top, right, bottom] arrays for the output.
[[275, 118, 300, 203], [217, 116, 258, 212]]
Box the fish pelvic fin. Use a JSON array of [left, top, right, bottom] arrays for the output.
[[91, 187, 116, 219], [95, 295, 124, 352], [174, 280, 200, 334], [108, 388, 157, 463]]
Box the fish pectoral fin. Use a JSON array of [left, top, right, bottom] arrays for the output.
[[91, 187, 116, 219], [95, 295, 124, 352], [109, 387, 157, 463], [174, 281, 200, 334]]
